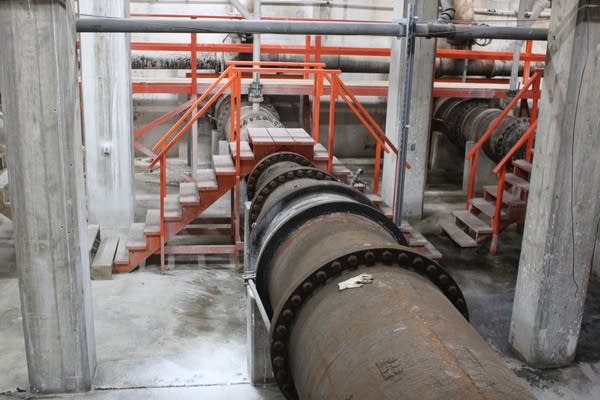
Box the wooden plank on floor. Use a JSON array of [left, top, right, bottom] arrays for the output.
[[440, 221, 478, 248], [91, 237, 118, 280]]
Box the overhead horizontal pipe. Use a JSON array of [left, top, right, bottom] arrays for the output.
[[76, 18, 549, 41]]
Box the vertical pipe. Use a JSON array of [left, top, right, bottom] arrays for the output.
[[252, 0, 261, 111], [190, 20, 199, 179], [393, 2, 416, 226], [508, 0, 527, 93]]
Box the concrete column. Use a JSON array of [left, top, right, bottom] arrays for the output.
[[0, 0, 96, 392], [80, 0, 135, 230], [381, 0, 437, 219], [509, 1, 600, 367]]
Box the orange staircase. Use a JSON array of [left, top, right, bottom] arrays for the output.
[[114, 127, 353, 273], [114, 60, 440, 273], [441, 69, 542, 254]]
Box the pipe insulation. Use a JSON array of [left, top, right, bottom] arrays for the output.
[[246, 152, 536, 400]]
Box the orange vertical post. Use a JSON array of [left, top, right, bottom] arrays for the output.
[[373, 143, 382, 194], [326, 73, 337, 172], [312, 70, 322, 142]]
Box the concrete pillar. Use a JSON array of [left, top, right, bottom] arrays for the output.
[[80, 0, 135, 230], [509, 1, 600, 367], [0, 0, 96, 392], [381, 0, 437, 219]]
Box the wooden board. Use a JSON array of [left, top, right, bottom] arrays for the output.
[[91, 237, 118, 280], [439, 221, 478, 248]]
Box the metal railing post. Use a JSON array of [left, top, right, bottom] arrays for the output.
[[159, 154, 166, 274], [326, 73, 337, 172]]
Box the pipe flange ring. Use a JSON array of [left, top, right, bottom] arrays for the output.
[[269, 247, 468, 400], [249, 167, 338, 225], [246, 152, 313, 199]]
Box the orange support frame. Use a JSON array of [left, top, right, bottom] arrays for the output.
[[147, 61, 398, 271]]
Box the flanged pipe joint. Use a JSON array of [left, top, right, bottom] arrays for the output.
[[247, 152, 535, 400]]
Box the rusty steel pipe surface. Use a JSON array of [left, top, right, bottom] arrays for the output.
[[248, 155, 535, 400]]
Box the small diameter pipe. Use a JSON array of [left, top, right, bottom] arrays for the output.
[[76, 18, 549, 41]]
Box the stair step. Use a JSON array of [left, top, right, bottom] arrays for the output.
[[366, 193, 384, 206], [179, 182, 200, 205], [287, 128, 315, 145], [440, 221, 478, 248], [513, 159, 532, 174], [332, 157, 352, 177], [313, 143, 329, 161], [91, 237, 118, 280], [505, 173, 530, 192], [127, 223, 147, 250], [144, 209, 160, 235], [213, 155, 236, 175], [196, 169, 218, 191], [406, 231, 428, 247], [229, 141, 255, 160], [268, 127, 296, 145], [114, 234, 130, 266], [453, 210, 493, 235], [470, 198, 508, 220], [165, 195, 182, 221], [424, 242, 443, 261], [483, 185, 526, 206]]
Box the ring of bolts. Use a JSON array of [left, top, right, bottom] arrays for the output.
[[249, 167, 337, 225], [268, 247, 469, 400], [246, 152, 314, 199]]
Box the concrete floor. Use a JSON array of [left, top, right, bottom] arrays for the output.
[[1, 180, 600, 399]]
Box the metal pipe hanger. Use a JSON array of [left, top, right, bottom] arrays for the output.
[[76, 18, 549, 41]]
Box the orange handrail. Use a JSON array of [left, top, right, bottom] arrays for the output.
[[465, 69, 543, 161], [152, 65, 233, 153], [465, 69, 543, 202]]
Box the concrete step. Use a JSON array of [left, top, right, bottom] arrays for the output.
[[313, 143, 329, 161], [213, 155, 236, 176], [164, 195, 182, 221], [483, 185, 526, 206], [453, 210, 493, 235], [513, 159, 532, 175], [144, 209, 160, 235], [91, 237, 118, 280], [179, 182, 200, 205], [423, 242, 443, 261], [440, 220, 478, 248], [405, 231, 428, 248], [470, 198, 508, 220], [126, 223, 147, 250], [287, 128, 315, 145], [196, 168, 218, 191], [229, 141, 255, 160], [366, 193, 384, 206], [505, 173, 530, 192]]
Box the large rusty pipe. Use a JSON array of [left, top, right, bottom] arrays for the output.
[[247, 153, 535, 399]]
